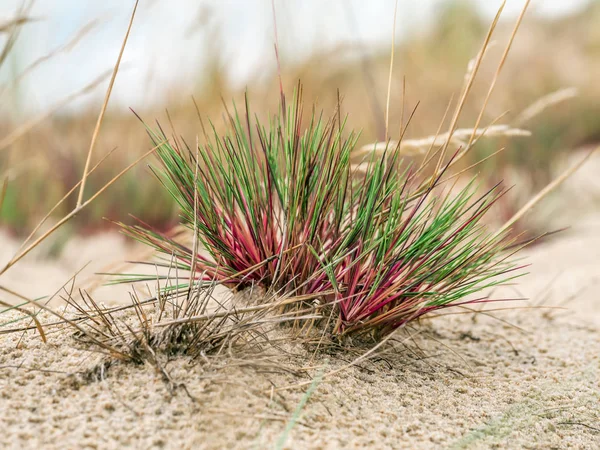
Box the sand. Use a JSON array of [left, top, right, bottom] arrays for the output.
[[1, 209, 599, 448]]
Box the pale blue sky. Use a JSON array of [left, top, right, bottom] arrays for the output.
[[0, 0, 590, 114]]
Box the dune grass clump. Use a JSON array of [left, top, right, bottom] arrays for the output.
[[119, 87, 522, 338]]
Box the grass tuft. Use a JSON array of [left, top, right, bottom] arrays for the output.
[[119, 86, 522, 338]]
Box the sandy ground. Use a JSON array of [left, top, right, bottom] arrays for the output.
[[1, 166, 599, 449]]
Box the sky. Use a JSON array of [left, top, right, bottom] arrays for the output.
[[0, 0, 591, 114]]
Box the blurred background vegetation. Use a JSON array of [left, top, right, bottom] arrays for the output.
[[1, 0, 599, 242]]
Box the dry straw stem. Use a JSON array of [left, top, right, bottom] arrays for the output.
[[149, 291, 331, 330], [0, 1, 34, 67], [437, 0, 531, 179], [0, 264, 98, 343], [464, 0, 531, 153], [270, 0, 284, 105], [0, 142, 162, 277], [2, 291, 132, 361], [384, 0, 398, 141], [13, 147, 120, 257], [76, 245, 156, 297], [0, 285, 46, 343], [0, 16, 36, 34], [0, 71, 112, 152], [0, 292, 158, 336], [498, 145, 600, 235], [431, 1, 506, 179], [515, 87, 578, 125], [0, 18, 99, 97], [357, 125, 530, 158], [360, 0, 531, 194], [0, 176, 7, 213], [76, 0, 139, 207], [463, 41, 497, 83]]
